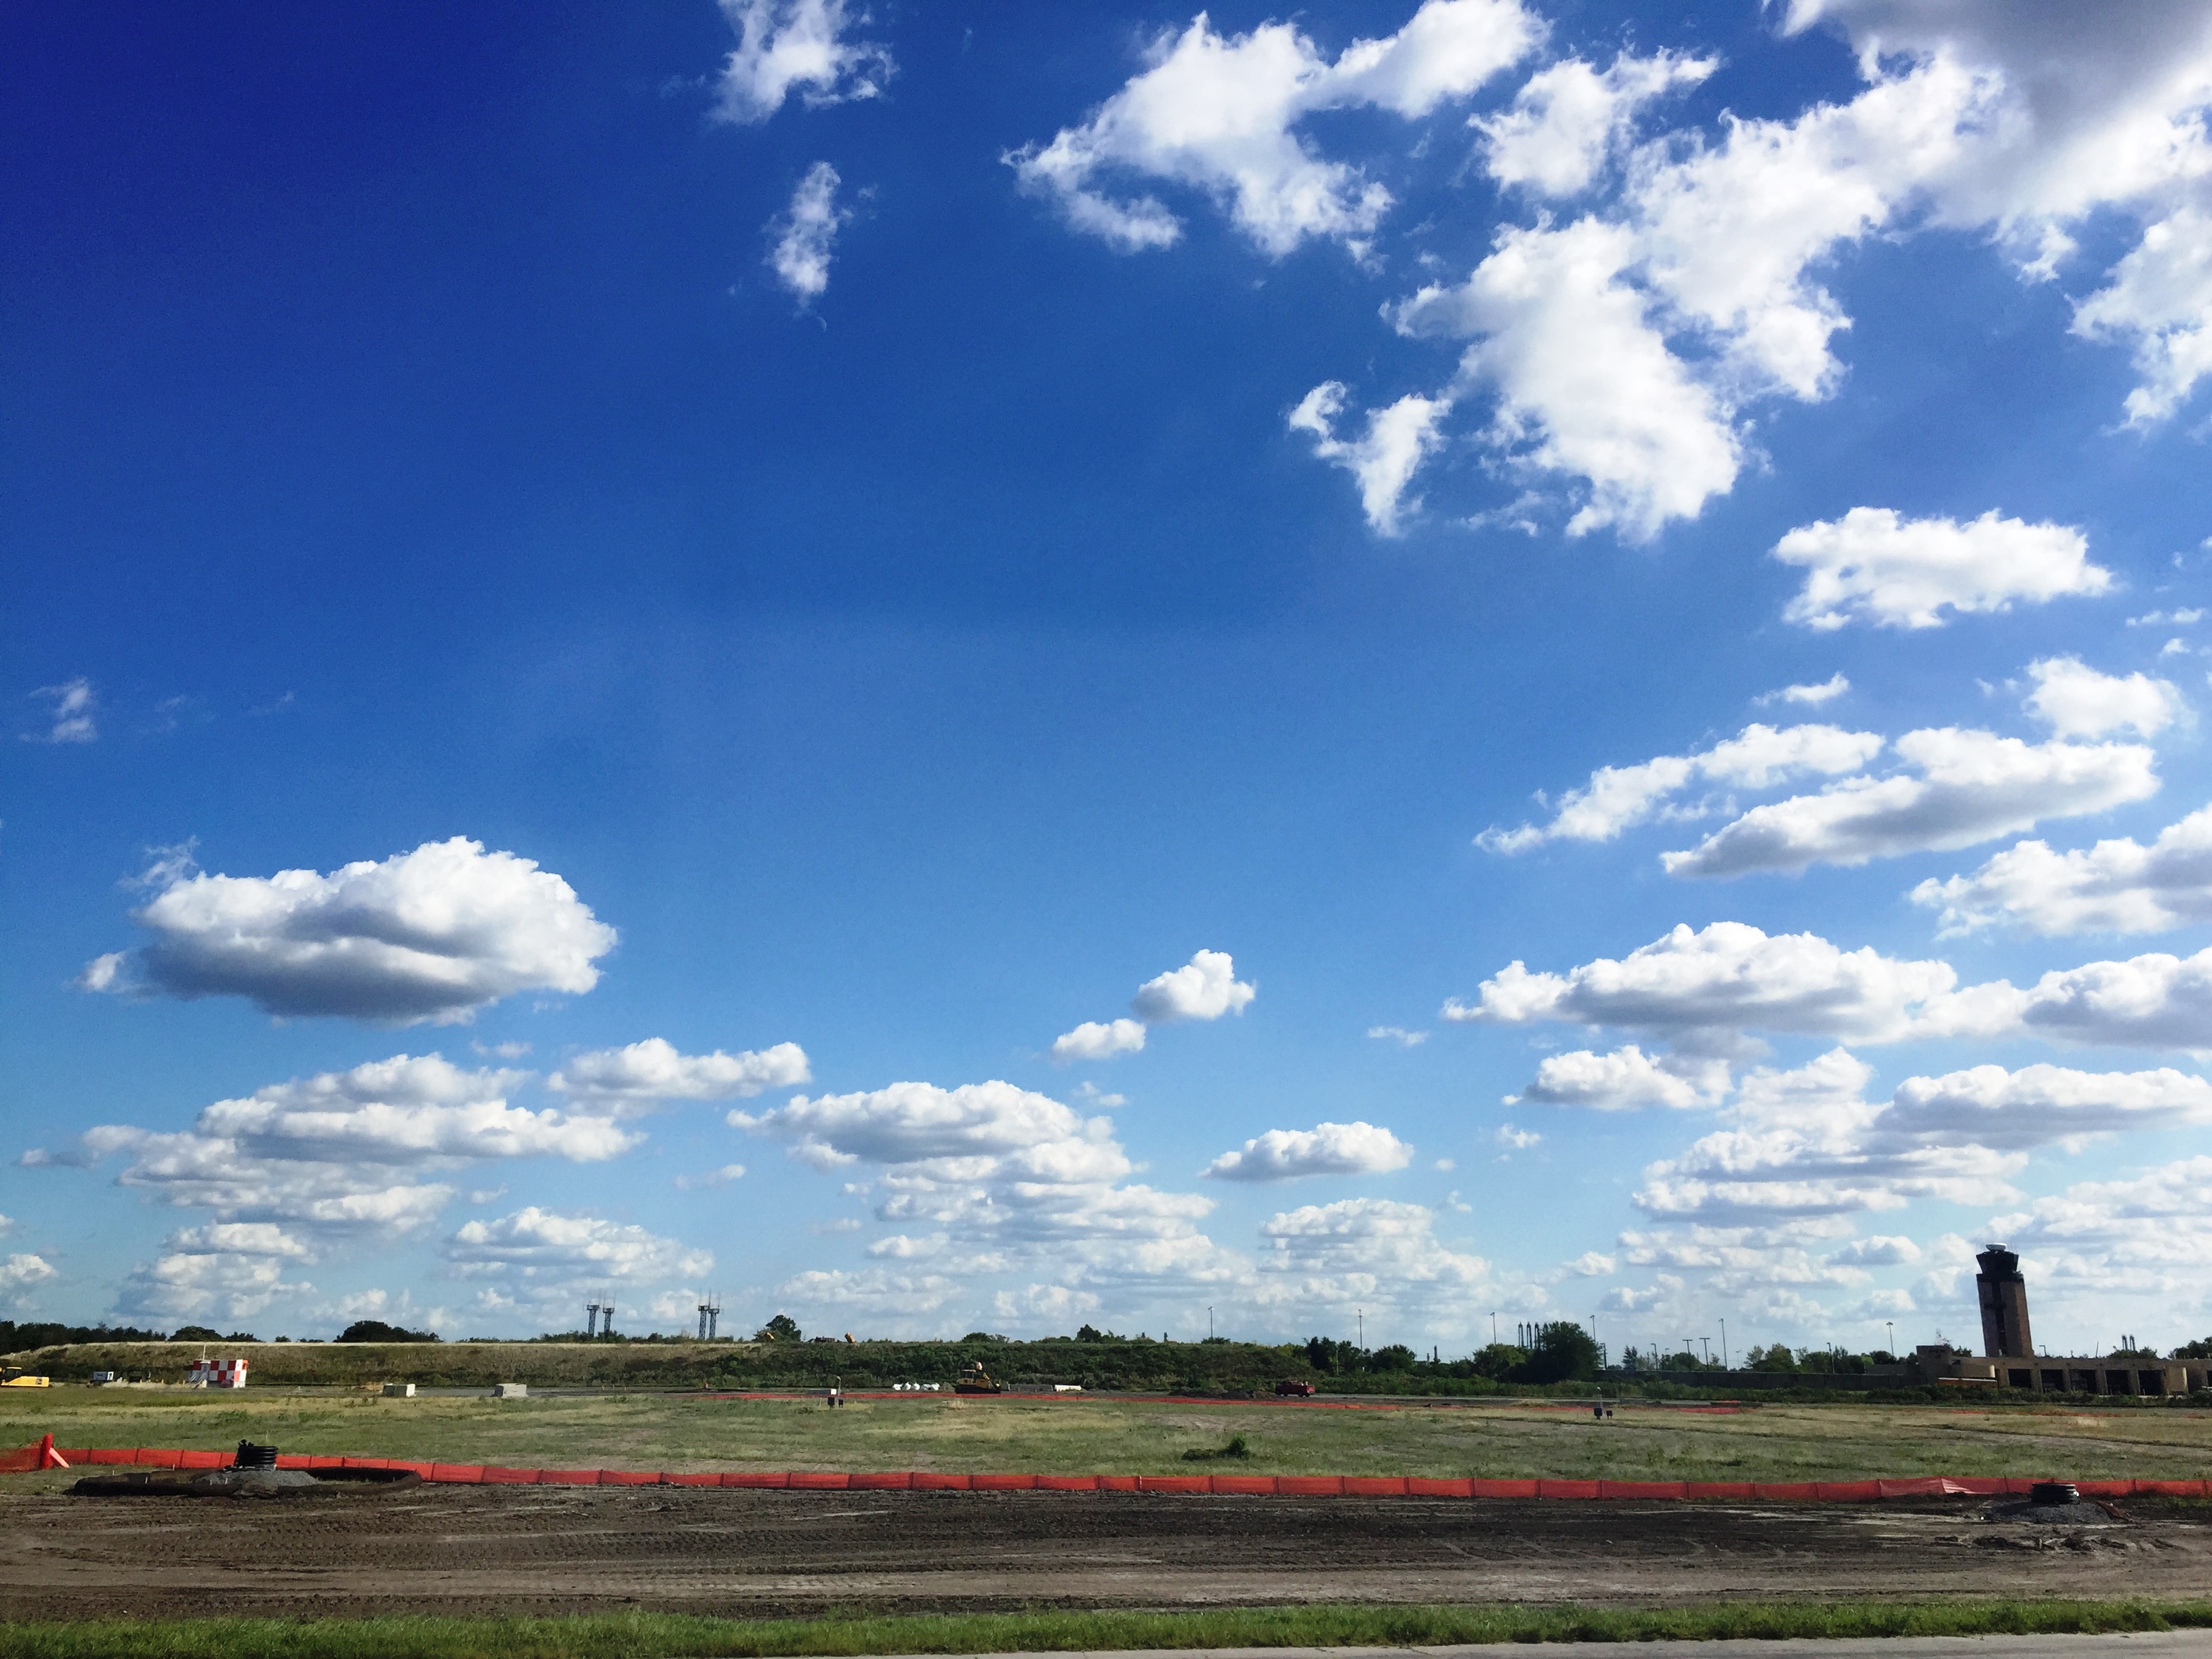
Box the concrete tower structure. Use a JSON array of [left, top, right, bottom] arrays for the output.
[[1975, 1245, 2034, 1358]]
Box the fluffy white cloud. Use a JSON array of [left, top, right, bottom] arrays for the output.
[[1390, 218, 1740, 540], [1633, 1050, 2026, 1221], [1202, 1121, 1414, 1181], [1367, 1025, 1428, 1047], [766, 161, 849, 304], [1913, 804, 2212, 935], [777, 1267, 962, 1315], [1516, 1044, 1726, 1110], [1480, 721, 1883, 851], [1772, 509, 2111, 631], [1008, 0, 1540, 258], [1476, 52, 1714, 198], [2002, 944, 2212, 1052], [549, 1038, 809, 1109], [1054, 949, 1254, 1061], [33, 1054, 637, 1256], [27, 677, 96, 743], [1050, 1019, 1147, 1063], [1761, 674, 1851, 707], [1881, 1063, 2212, 1150], [1445, 922, 1972, 1049], [87, 838, 617, 1025], [1662, 729, 2158, 878], [1253, 1197, 1494, 1321], [2074, 209, 2212, 426], [995, 1283, 1102, 1324], [116, 1223, 314, 1323], [735, 1078, 1240, 1313], [2024, 657, 2185, 739], [1287, 383, 1450, 535], [1988, 1157, 2212, 1294], [1132, 949, 1257, 1022], [672, 1163, 747, 1191], [713, 0, 890, 124], [0, 1254, 56, 1296], [445, 1206, 712, 1284]]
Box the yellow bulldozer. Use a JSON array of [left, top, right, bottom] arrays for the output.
[[952, 1360, 1002, 1395]]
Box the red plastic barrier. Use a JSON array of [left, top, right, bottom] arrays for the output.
[[536, 1469, 598, 1486], [1136, 1474, 1210, 1494], [1753, 1481, 1820, 1500], [789, 1472, 851, 1490], [599, 1470, 660, 1486], [1599, 1480, 1685, 1500], [1408, 1477, 1474, 1498], [665, 1472, 721, 1486], [1470, 1477, 1538, 1498], [55, 1448, 89, 1466], [1208, 1475, 1277, 1495], [132, 1449, 181, 1467], [1817, 1480, 1882, 1501], [2135, 1479, 2210, 1496], [1276, 1475, 1344, 1496], [851, 1472, 912, 1490], [430, 1464, 486, 1483], [2075, 1479, 2131, 1497], [83, 1448, 133, 1466], [1345, 1476, 1410, 1496], [722, 1471, 789, 1488], [911, 1472, 969, 1490], [0, 1446, 36, 1474], [969, 1473, 1037, 1491], [480, 1466, 539, 1485], [179, 1450, 227, 1470], [1945, 1477, 2010, 1496], [1097, 1474, 1138, 1491], [1036, 1475, 1099, 1491], [1536, 1479, 1600, 1499], [1684, 1481, 1755, 1499]]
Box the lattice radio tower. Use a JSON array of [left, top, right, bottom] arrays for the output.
[[697, 1293, 721, 1341], [584, 1299, 602, 1339]]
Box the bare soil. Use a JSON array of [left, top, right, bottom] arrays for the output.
[[3, 1488, 2209, 1621]]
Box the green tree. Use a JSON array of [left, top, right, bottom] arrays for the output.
[[754, 1313, 801, 1342], [1521, 1321, 1599, 1384]]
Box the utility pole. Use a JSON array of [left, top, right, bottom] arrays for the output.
[[1719, 1317, 1728, 1370], [1208, 1306, 1214, 1341], [1491, 1311, 1498, 1346], [1357, 1309, 1364, 1352], [1886, 1320, 1896, 1358]]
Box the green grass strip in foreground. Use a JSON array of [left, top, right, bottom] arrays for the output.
[[4, 1601, 2212, 1658]]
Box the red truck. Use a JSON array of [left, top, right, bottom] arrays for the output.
[[1274, 1379, 1317, 1397]]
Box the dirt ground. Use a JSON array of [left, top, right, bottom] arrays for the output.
[[3, 1487, 2209, 1621]]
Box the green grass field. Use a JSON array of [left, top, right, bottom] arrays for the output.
[[0, 1600, 2208, 1659], [5, 1387, 2211, 1483]]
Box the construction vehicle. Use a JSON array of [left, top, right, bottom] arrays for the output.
[[1274, 1378, 1316, 1397], [953, 1360, 1003, 1395], [1, 1369, 50, 1388]]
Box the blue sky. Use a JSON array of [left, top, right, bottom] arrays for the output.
[[6, 0, 2212, 1357]]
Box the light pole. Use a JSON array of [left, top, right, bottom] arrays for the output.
[[1886, 1321, 1896, 1359], [1357, 1309, 1364, 1352], [1208, 1307, 1214, 1341], [1719, 1317, 1728, 1370], [1492, 1311, 1498, 1346]]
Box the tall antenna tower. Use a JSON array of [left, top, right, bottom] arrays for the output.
[[584, 1300, 602, 1339], [601, 1298, 615, 1337], [697, 1293, 721, 1341]]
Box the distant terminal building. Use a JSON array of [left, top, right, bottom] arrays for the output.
[[1907, 1245, 2209, 1396]]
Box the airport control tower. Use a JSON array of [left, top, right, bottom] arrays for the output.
[[1975, 1244, 2034, 1358]]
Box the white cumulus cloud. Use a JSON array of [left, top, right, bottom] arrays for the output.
[[766, 161, 850, 304], [549, 1038, 810, 1109], [1203, 1121, 1414, 1182], [1517, 1044, 1727, 1111], [1773, 508, 2111, 630], [445, 1206, 712, 1284], [1050, 1019, 1147, 1063], [1007, 0, 1541, 258], [713, 0, 891, 125], [1480, 721, 1883, 851], [1054, 949, 1254, 1061], [1476, 51, 1715, 199], [27, 677, 96, 743], [1661, 729, 2158, 878], [1913, 803, 2212, 936], [2023, 657, 2185, 739], [1287, 383, 1450, 535], [85, 838, 616, 1025]]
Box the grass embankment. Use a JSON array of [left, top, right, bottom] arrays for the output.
[[1, 1337, 1692, 1397], [1, 1601, 2209, 1658], [5, 1391, 2212, 1483]]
